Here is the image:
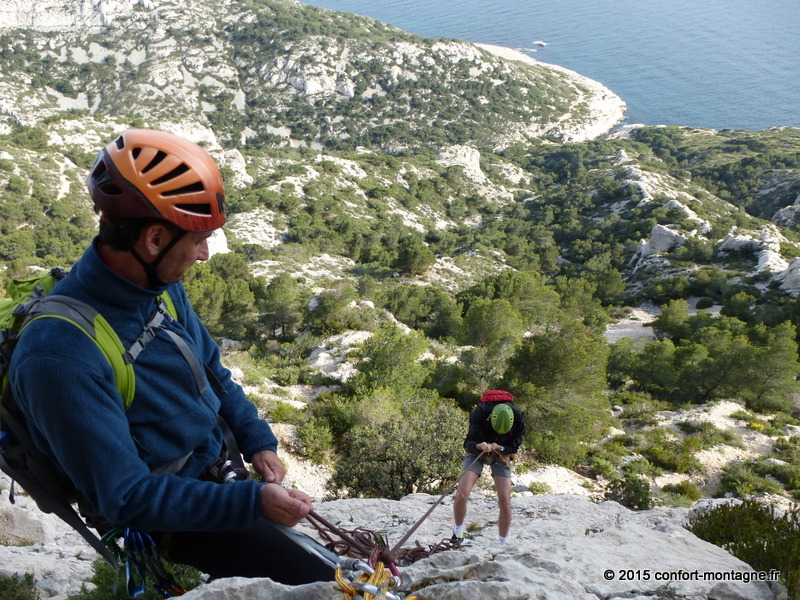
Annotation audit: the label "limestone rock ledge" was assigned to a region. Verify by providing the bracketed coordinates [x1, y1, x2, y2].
[176, 494, 776, 600]
[0, 477, 782, 599]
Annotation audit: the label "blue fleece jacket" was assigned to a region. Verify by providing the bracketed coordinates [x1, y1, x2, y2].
[9, 239, 276, 532]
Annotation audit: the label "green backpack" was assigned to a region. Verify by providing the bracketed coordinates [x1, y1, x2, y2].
[0, 267, 179, 565]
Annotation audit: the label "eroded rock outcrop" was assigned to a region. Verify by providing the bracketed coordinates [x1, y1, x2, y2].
[1, 475, 779, 600]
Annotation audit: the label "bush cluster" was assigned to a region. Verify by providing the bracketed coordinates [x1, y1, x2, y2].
[0, 573, 39, 600]
[687, 499, 800, 597]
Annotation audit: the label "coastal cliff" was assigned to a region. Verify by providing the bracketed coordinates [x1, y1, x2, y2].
[0, 0, 623, 149]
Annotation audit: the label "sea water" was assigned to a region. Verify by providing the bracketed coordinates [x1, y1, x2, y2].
[299, 0, 800, 131]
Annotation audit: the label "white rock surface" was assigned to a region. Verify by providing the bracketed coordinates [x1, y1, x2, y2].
[175, 494, 777, 600]
[0, 475, 97, 599]
[629, 224, 688, 273]
[1, 470, 780, 599]
[717, 225, 789, 274]
[0, 0, 141, 30]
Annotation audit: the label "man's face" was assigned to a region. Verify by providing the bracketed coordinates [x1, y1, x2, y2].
[156, 230, 213, 284]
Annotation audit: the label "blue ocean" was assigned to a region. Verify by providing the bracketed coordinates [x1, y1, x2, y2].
[299, 0, 800, 131]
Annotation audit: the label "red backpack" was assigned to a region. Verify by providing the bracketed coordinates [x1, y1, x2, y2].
[480, 390, 514, 404]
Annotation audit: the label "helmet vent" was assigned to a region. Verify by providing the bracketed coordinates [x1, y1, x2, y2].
[176, 202, 212, 215]
[142, 150, 168, 174]
[90, 129, 226, 231]
[92, 161, 123, 195]
[162, 182, 205, 198]
[152, 163, 190, 186]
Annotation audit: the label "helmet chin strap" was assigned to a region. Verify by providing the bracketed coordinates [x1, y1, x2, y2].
[129, 230, 187, 288]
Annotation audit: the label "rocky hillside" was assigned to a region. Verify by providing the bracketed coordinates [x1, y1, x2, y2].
[2, 1, 800, 599]
[0, 0, 799, 300]
[0, 0, 623, 150]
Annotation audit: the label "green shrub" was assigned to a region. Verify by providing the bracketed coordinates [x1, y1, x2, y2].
[638, 429, 704, 474]
[585, 456, 617, 479]
[605, 473, 653, 510]
[247, 392, 270, 412]
[694, 297, 714, 310]
[730, 409, 753, 421]
[584, 437, 629, 477]
[675, 420, 743, 449]
[611, 392, 668, 427]
[327, 392, 464, 499]
[687, 499, 799, 597]
[623, 458, 663, 478]
[730, 409, 791, 437]
[296, 415, 335, 464]
[658, 480, 703, 507]
[0, 573, 39, 600]
[271, 365, 301, 386]
[750, 459, 800, 494]
[772, 437, 800, 464]
[661, 480, 702, 501]
[773, 413, 800, 428]
[718, 462, 783, 497]
[268, 400, 305, 424]
[242, 365, 271, 387]
[528, 482, 553, 495]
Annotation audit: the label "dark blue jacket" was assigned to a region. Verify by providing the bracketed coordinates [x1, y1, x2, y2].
[9, 239, 275, 531]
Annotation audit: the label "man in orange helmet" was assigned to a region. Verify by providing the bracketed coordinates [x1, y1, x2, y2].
[9, 130, 333, 584]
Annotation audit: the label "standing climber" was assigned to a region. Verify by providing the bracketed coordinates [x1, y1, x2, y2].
[452, 390, 525, 546]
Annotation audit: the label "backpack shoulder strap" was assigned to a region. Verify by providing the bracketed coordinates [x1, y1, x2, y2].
[157, 290, 178, 322]
[19, 291, 184, 408]
[20, 295, 136, 407]
[124, 295, 207, 397]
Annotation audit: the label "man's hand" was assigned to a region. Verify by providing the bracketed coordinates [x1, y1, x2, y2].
[251, 450, 286, 484]
[476, 442, 503, 453]
[260, 484, 313, 526]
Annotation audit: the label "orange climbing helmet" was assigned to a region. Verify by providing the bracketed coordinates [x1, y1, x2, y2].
[87, 129, 226, 232]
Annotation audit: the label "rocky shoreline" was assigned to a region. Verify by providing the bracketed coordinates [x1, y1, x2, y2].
[475, 43, 627, 143]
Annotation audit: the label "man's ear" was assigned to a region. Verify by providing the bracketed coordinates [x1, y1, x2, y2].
[137, 222, 171, 260]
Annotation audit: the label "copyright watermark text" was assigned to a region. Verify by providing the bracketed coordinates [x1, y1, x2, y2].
[602, 568, 781, 585]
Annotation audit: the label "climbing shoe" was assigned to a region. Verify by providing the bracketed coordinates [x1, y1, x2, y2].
[450, 532, 465, 549]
